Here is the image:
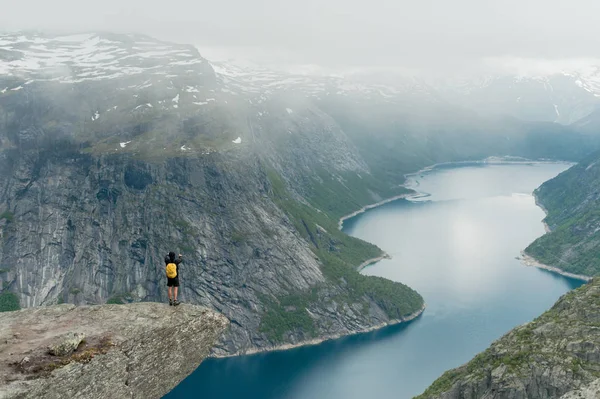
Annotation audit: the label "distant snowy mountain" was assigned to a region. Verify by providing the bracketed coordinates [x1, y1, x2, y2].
[209, 60, 438, 104]
[208, 57, 600, 125]
[0, 32, 216, 84]
[432, 73, 600, 124]
[0, 32, 236, 156]
[2, 31, 600, 128]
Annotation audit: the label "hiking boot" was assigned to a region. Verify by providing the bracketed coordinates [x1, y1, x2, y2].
[169, 299, 173, 306]
[173, 300, 180, 306]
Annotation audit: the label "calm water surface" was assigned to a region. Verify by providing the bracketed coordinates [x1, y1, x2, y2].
[166, 163, 583, 399]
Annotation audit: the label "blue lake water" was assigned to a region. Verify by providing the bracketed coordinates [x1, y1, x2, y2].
[165, 162, 583, 399]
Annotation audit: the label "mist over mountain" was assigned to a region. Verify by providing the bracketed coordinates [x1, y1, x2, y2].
[3, 23, 600, 399]
[1, 31, 598, 356]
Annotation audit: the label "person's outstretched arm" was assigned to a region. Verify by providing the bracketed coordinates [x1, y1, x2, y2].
[175, 254, 183, 266]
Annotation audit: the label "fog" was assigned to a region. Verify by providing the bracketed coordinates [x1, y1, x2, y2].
[2, 0, 600, 75]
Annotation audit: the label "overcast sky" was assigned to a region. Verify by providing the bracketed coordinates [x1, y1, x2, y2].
[2, 0, 600, 74]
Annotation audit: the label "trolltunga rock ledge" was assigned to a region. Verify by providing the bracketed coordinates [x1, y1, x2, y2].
[0, 303, 229, 399]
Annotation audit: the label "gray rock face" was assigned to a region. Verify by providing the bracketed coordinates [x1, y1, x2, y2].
[0, 302, 229, 399]
[416, 278, 600, 399]
[0, 147, 332, 354]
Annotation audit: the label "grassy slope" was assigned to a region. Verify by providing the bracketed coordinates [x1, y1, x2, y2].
[258, 168, 423, 342]
[0, 292, 20, 312]
[525, 150, 600, 276]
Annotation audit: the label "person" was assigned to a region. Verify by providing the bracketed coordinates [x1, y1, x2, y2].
[165, 251, 183, 306]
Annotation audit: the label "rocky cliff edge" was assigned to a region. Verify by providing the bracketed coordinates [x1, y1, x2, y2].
[0, 303, 229, 399]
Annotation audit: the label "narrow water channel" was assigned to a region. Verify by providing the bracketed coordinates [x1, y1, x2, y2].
[166, 162, 583, 399]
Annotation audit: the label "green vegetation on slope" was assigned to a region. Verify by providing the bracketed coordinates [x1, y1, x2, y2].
[416, 279, 600, 399]
[0, 211, 14, 223]
[258, 291, 319, 342]
[306, 168, 411, 220]
[525, 150, 600, 276]
[106, 295, 127, 305]
[258, 168, 423, 342]
[0, 292, 20, 312]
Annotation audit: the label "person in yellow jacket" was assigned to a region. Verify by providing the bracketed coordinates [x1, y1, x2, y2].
[165, 252, 183, 306]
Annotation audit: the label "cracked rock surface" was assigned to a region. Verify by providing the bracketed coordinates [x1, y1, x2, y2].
[0, 302, 229, 399]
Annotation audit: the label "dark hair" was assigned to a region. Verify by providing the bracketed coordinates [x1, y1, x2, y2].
[168, 252, 176, 261]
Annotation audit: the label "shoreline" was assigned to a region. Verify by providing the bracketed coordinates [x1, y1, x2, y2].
[338, 194, 410, 230]
[213, 304, 427, 359]
[403, 158, 573, 177]
[524, 187, 592, 281]
[519, 251, 592, 282]
[338, 157, 573, 231]
[357, 254, 392, 272]
[532, 191, 552, 233]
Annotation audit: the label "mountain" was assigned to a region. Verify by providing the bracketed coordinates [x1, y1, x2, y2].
[416, 278, 600, 399]
[0, 32, 425, 356]
[209, 59, 600, 125]
[433, 73, 600, 125]
[1, 32, 599, 356]
[571, 107, 600, 134]
[524, 149, 600, 277]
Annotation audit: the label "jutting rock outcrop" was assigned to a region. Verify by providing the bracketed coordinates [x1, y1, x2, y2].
[0, 303, 229, 399]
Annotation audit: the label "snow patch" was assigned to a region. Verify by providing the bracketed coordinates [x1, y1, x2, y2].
[10, 86, 23, 91]
[91, 111, 100, 121]
[193, 101, 208, 105]
[180, 145, 190, 151]
[232, 137, 242, 144]
[554, 104, 560, 117]
[286, 108, 293, 114]
[120, 141, 132, 148]
[0, 32, 208, 83]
